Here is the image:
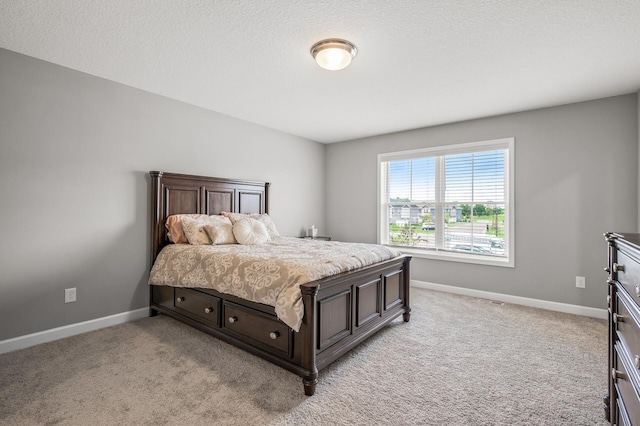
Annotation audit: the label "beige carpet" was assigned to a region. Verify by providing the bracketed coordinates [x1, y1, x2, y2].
[0, 288, 608, 425]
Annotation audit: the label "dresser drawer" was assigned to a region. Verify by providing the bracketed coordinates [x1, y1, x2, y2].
[223, 302, 291, 356]
[616, 250, 640, 302]
[617, 398, 633, 426]
[174, 288, 221, 326]
[614, 343, 640, 425]
[616, 291, 640, 375]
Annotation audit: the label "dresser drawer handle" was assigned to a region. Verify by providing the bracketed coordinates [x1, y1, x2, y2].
[228, 316, 238, 324]
[614, 263, 625, 273]
[204, 307, 213, 314]
[613, 313, 625, 323]
[612, 368, 627, 381]
[269, 331, 280, 340]
[176, 297, 185, 303]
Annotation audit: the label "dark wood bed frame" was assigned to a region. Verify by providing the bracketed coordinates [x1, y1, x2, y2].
[148, 171, 411, 395]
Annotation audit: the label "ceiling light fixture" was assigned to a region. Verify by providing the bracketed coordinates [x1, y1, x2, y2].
[310, 38, 357, 71]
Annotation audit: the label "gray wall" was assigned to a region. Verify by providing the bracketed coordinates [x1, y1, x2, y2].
[326, 94, 638, 309]
[0, 49, 325, 340]
[1, 46, 637, 341]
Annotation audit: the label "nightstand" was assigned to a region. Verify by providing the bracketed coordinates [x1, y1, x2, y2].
[300, 236, 331, 241]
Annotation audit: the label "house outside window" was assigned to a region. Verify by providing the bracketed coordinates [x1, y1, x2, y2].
[378, 138, 514, 267]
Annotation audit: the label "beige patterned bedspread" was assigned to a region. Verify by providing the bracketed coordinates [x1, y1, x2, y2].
[148, 237, 401, 331]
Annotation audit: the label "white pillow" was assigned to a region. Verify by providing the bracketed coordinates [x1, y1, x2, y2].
[233, 217, 269, 245]
[203, 216, 236, 245]
[222, 212, 280, 240]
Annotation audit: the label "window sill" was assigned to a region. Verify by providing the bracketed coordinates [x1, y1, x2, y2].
[394, 246, 514, 268]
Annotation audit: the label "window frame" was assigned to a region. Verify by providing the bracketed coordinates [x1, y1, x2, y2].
[377, 137, 515, 268]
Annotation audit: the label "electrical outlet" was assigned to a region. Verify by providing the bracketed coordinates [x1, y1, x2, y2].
[576, 276, 586, 288]
[65, 288, 76, 303]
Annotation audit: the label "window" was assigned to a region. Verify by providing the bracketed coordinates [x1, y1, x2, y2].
[378, 138, 514, 267]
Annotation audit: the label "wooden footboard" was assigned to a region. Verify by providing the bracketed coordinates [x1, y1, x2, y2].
[148, 171, 411, 395]
[300, 254, 411, 395]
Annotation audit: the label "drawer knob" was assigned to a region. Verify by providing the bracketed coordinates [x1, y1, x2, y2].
[613, 313, 625, 323]
[228, 316, 238, 324]
[612, 368, 627, 381]
[636, 286, 640, 297]
[614, 263, 625, 273]
[204, 307, 213, 314]
[635, 355, 640, 370]
[269, 331, 280, 340]
[176, 297, 185, 303]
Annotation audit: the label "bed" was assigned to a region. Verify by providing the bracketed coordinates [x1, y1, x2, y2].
[148, 171, 411, 395]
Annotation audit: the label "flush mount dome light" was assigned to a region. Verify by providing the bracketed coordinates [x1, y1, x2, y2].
[310, 38, 357, 71]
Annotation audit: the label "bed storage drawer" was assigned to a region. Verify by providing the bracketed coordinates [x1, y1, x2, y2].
[174, 288, 221, 326]
[223, 302, 291, 356]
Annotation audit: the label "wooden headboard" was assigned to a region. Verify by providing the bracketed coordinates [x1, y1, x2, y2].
[150, 171, 270, 260]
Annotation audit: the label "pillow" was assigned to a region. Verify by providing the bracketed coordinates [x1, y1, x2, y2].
[181, 216, 214, 245]
[232, 217, 269, 245]
[222, 212, 252, 223]
[165, 214, 208, 244]
[203, 216, 236, 245]
[222, 212, 280, 240]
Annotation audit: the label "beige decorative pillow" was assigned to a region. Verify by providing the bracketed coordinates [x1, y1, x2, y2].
[222, 212, 280, 240]
[181, 216, 213, 245]
[232, 217, 269, 245]
[203, 216, 236, 245]
[165, 214, 208, 243]
[255, 213, 280, 239]
[221, 212, 249, 223]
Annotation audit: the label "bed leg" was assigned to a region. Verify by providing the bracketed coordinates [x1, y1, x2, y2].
[301, 283, 319, 396]
[402, 256, 412, 323]
[403, 310, 411, 322]
[303, 376, 318, 396]
[150, 307, 158, 317]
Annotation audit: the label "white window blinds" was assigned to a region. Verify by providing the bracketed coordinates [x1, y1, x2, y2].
[378, 138, 514, 267]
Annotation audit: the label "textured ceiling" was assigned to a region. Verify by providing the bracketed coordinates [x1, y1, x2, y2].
[1, 1, 639, 143]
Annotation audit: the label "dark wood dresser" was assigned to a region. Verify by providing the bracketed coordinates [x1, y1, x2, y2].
[605, 232, 640, 425]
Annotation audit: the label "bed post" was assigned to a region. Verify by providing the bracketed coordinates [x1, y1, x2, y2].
[402, 255, 412, 322]
[149, 171, 164, 263]
[300, 283, 319, 396]
[149, 171, 163, 317]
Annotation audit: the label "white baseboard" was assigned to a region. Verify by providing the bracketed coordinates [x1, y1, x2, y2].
[412, 280, 607, 320]
[0, 283, 607, 355]
[0, 307, 149, 355]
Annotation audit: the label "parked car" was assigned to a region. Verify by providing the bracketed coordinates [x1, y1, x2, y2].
[451, 244, 492, 254]
[490, 238, 505, 254]
[421, 222, 447, 230]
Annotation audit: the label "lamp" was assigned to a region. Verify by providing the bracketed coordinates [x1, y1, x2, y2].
[310, 38, 357, 71]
